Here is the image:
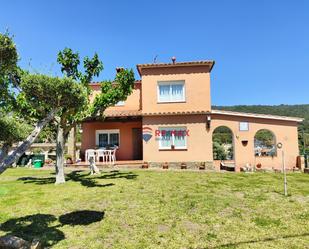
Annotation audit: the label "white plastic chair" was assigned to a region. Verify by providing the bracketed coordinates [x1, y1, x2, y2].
[96, 149, 106, 163]
[85, 149, 96, 163]
[110, 148, 117, 165]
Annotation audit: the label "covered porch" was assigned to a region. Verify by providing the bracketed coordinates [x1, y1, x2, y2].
[81, 111, 143, 162]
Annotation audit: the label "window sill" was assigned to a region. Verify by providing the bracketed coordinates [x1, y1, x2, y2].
[255, 155, 277, 158]
[159, 148, 187, 151]
[157, 101, 186, 104]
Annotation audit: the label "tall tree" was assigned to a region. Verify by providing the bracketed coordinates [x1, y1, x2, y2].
[0, 34, 135, 179]
[0, 32, 31, 165]
[53, 48, 135, 184]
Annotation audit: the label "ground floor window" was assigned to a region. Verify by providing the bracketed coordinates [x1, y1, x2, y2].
[96, 129, 120, 148]
[158, 127, 187, 149]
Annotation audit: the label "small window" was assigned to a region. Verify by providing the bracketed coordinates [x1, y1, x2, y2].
[239, 122, 249, 131]
[158, 127, 187, 149]
[115, 101, 125, 106]
[157, 81, 185, 103]
[96, 129, 120, 148]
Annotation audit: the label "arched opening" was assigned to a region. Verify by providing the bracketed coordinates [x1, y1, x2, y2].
[254, 129, 276, 157]
[212, 126, 234, 160]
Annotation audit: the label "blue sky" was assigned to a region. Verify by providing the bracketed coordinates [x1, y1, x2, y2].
[1, 0, 308, 105]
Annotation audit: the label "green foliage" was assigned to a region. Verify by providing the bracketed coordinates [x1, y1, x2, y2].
[57, 48, 80, 79]
[91, 69, 135, 116]
[0, 32, 30, 147]
[0, 115, 31, 146]
[213, 141, 227, 160]
[254, 129, 275, 147]
[212, 126, 233, 160]
[57, 48, 103, 86]
[0, 32, 19, 108]
[17, 73, 88, 121]
[56, 47, 135, 124]
[213, 126, 233, 144]
[36, 124, 57, 143]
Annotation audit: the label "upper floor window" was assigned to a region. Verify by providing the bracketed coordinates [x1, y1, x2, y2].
[157, 80, 185, 103]
[115, 101, 125, 106]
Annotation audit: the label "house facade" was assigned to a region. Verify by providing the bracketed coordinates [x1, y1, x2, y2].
[81, 60, 303, 171]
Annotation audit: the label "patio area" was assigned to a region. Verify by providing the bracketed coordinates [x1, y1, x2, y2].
[69, 160, 143, 168]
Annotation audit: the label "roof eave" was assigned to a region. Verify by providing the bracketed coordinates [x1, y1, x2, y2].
[137, 61, 215, 77]
[211, 109, 304, 123]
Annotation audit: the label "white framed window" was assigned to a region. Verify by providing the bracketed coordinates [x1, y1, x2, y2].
[239, 122, 249, 131]
[157, 80, 185, 103]
[96, 129, 120, 148]
[115, 101, 125, 106]
[158, 127, 187, 149]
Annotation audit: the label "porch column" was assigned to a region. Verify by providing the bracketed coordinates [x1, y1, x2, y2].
[67, 126, 76, 162]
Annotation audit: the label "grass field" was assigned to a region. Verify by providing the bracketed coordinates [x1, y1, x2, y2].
[0, 168, 308, 249]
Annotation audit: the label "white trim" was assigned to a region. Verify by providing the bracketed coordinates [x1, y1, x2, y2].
[211, 109, 303, 122]
[239, 122, 249, 131]
[158, 126, 187, 149]
[157, 80, 186, 103]
[95, 129, 120, 147]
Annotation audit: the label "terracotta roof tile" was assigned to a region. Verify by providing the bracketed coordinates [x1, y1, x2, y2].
[142, 110, 210, 116]
[104, 110, 142, 117]
[90, 80, 141, 87]
[137, 60, 215, 75]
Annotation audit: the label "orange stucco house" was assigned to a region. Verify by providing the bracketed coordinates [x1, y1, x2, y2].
[81, 59, 303, 171]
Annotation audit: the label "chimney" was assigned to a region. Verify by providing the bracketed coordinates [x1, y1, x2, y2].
[116, 67, 124, 73]
[171, 56, 176, 64]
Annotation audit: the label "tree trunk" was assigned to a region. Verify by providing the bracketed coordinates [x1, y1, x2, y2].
[0, 143, 11, 164]
[0, 109, 57, 175]
[55, 125, 66, 184]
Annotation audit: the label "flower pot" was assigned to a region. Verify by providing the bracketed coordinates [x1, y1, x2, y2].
[181, 162, 187, 169]
[142, 162, 149, 169]
[162, 162, 168, 169]
[199, 162, 205, 170]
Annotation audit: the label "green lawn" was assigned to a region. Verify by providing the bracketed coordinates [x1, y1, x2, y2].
[0, 168, 308, 249]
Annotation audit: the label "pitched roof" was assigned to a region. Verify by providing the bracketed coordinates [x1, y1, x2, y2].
[211, 109, 304, 122]
[104, 109, 142, 117]
[137, 60, 215, 76]
[142, 110, 210, 116]
[89, 80, 141, 87]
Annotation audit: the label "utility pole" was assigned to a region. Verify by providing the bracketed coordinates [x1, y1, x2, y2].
[303, 129, 308, 168]
[282, 149, 288, 196]
[277, 142, 287, 196]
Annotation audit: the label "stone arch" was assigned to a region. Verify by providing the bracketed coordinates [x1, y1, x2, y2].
[254, 129, 277, 157]
[212, 126, 234, 160]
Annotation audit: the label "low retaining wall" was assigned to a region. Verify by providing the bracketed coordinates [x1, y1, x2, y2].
[147, 161, 215, 170]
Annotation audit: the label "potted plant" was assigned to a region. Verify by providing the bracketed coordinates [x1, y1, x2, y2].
[256, 163, 262, 169]
[181, 162, 187, 169]
[142, 161, 149, 169]
[162, 162, 168, 169]
[65, 154, 73, 164]
[199, 162, 206, 170]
